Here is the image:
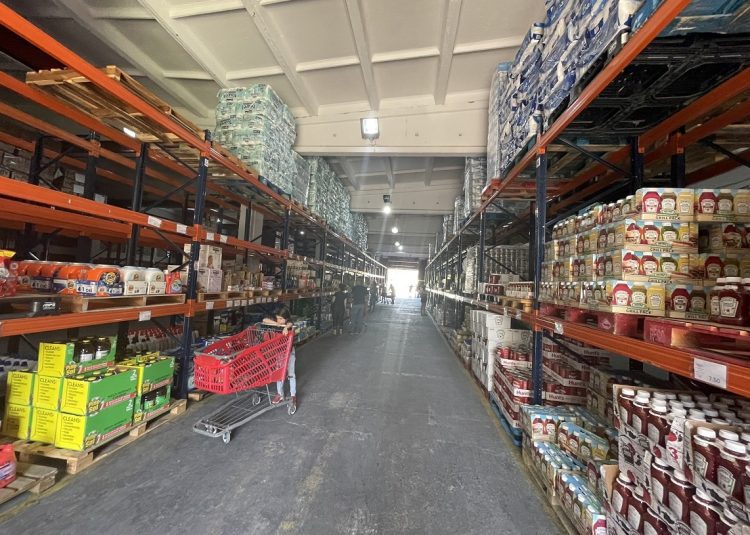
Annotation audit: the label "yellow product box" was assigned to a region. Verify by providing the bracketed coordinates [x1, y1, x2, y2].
[30, 408, 59, 443]
[37, 336, 117, 377]
[6, 370, 35, 405]
[2, 403, 33, 439]
[55, 398, 134, 451]
[60, 368, 137, 416]
[33, 374, 63, 410]
[695, 188, 750, 222]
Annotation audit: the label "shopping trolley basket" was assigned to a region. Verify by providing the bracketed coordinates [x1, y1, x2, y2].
[192, 324, 295, 443]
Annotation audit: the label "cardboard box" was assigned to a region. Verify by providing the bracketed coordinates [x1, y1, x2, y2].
[197, 268, 223, 293]
[3, 403, 33, 439]
[147, 281, 166, 295]
[695, 188, 750, 222]
[133, 385, 171, 424]
[6, 370, 35, 405]
[55, 398, 134, 451]
[37, 336, 117, 377]
[123, 280, 147, 296]
[605, 280, 666, 316]
[183, 244, 222, 269]
[118, 355, 174, 394]
[611, 219, 698, 253]
[60, 368, 138, 415]
[30, 408, 58, 443]
[665, 282, 712, 321]
[635, 187, 694, 221]
[692, 252, 750, 280]
[33, 375, 63, 410]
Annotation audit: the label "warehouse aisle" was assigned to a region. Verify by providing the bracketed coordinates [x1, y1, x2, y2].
[1, 299, 558, 535]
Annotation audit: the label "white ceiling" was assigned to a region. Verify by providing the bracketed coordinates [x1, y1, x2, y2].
[3, 0, 544, 257]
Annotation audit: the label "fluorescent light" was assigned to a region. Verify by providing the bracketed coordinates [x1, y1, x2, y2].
[394, 241, 400, 247]
[360, 117, 379, 140]
[123, 127, 137, 138]
[391, 226, 399, 234]
[383, 204, 392, 214]
[299, 230, 305, 235]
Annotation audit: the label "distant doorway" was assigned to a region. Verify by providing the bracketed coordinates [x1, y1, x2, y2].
[387, 268, 419, 299]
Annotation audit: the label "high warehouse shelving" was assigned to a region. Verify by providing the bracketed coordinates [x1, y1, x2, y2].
[426, 0, 750, 400]
[0, 4, 385, 398]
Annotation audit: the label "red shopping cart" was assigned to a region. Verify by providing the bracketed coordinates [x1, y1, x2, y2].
[192, 325, 296, 444]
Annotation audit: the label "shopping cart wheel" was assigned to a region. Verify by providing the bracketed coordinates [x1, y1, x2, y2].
[288, 401, 297, 415]
[222, 432, 231, 444]
[251, 393, 261, 406]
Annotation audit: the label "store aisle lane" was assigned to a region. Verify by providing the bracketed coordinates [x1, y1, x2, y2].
[2, 298, 558, 535]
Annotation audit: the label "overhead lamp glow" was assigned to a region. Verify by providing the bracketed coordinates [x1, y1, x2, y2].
[299, 230, 305, 235]
[382, 204, 392, 214]
[123, 126, 137, 139]
[360, 117, 379, 140]
[391, 226, 398, 234]
[398, 245, 404, 251]
[394, 241, 400, 247]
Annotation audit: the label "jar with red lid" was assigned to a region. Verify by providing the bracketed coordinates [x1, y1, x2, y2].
[631, 394, 651, 435]
[690, 487, 721, 535]
[670, 285, 690, 312]
[651, 457, 672, 506]
[718, 278, 749, 326]
[668, 469, 695, 522]
[643, 191, 662, 214]
[613, 282, 632, 307]
[641, 254, 659, 276]
[647, 403, 670, 447]
[694, 427, 720, 484]
[717, 440, 749, 500]
[619, 388, 636, 427]
[643, 223, 660, 244]
[643, 506, 670, 535]
[627, 485, 647, 531]
[699, 191, 719, 214]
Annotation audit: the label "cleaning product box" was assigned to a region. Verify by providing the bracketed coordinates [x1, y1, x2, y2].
[6, 370, 35, 405]
[60, 368, 138, 415]
[133, 385, 172, 424]
[118, 355, 174, 394]
[38, 336, 116, 377]
[2, 403, 33, 439]
[33, 374, 63, 410]
[55, 398, 134, 451]
[30, 408, 58, 443]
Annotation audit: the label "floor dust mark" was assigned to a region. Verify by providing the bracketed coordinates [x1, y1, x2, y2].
[381, 371, 445, 380]
[340, 507, 379, 535]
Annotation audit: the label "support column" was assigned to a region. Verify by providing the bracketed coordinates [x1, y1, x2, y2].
[670, 132, 686, 188]
[75, 133, 100, 262]
[316, 231, 327, 330]
[126, 143, 149, 266]
[630, 136, 644, 192]
[477, 211, 486, 294]
[532, 148, 548, 405]
[280, 208, 291, 291]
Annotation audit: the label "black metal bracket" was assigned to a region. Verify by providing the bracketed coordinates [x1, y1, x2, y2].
[701, 139, 750, 170]
[559, 137, 633, 179]
[152, 228, 191, 259]
[142, 178, 196, 214]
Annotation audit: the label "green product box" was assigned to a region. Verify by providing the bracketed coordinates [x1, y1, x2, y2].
[33, 374, 63, 410]
[61, 368, 138, 416]
[6, 370, 35, 405]
[55, 398, 134, 451]
[118, 355, 175, 394]
[30, 408, 59, 443]
[38, 336, 117, 377]
[133, 385, 172, 424]
[3, 403, 33, 439]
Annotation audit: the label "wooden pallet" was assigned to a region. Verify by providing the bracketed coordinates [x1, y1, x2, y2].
[14, 399, 187, 475]
[143, 294, 186, 306]
[187, 390, 212, 402]
[0, 462, 57, 508]
[26, 66, 202, 143]
[643, 316, 750, 356]
[197, 291, 228, 302]
[60, 293, 185, 312]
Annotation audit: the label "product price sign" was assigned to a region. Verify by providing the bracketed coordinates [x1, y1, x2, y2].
[205, 302, 214, 310]
[138, 310, 152, 322]
[206, 232, 215, 242]
[147, 216, 162, 228]
[176, 224, 188, 235]
[220, 235, 228, 243]
[693, 358, 727, 389]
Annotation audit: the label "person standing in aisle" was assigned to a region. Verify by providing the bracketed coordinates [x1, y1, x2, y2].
[419, 285, 428, 316]
[350, 278, 367, 333]
[408, 284, 414, 298]
[389, 284, 396, 305]
[369, 280, 378, 313]
[262, 305, 297, 407]
[332, 284, 348, 335]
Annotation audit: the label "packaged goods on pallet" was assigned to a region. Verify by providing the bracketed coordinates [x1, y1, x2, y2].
[462, 246, 478, 294]
[453, 194, 465, 233]
[352, 212, 368, 251]
[306, 157, 352, 235]
[463, 157, 488, 216]
[483, 246, 529, 283]
[291, 152, 310, 206]
[635, 0, 750, 34]
[442, 214, 454, 243]
[213, 84, 296, 195]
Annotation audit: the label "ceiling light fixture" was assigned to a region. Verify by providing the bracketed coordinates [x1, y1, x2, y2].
[299, 230, 305, 235]
[382, 194, 392, 214]
[394, 241, 400, 247]
[123, 126, 137, 138]
[391, 226, 398, 234]
[398, 245, 404, 251]
[360, 117, 379, 140]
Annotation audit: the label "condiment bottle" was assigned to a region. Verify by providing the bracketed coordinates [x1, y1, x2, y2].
[631, 394, 652, 435]
[710, 279, 727, 321]
[611, 472, 634, 516]
[647, 403, 669, 447]
[694, 427, 720, 484]
[719, 277, 748, 326]
[643, 506, 670, 535]
[719, 429, 740, 445]
[619, 388, 636, 427]
[717, 440, 749, 500]
[627, 485, 646, 531]
[716, 508, 743, 535]
[650, 457, 672, 506]
[690, 410, 708, 422]
[690, 487, 721, 535]
[668, 469, 695, 522]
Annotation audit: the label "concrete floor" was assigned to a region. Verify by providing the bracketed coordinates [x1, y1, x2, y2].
[2, 299, 558, 535]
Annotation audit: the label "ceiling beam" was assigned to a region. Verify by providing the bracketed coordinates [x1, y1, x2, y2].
[371, 47, 439, 64]
[138, 0, 230, 87]
[384, 157, 395, 190]
[435, 0, 463, 105]
[424, 157, 435, 186]
[336, 158, 362, 191]
[54, 0, 209, 118]
[89, 6, 153, 20]
[226, 66, 285, 80]
[241, 0, 318, 115]
[453, 35, 525, 55]
[344, 0, 379, 110]
[170, 0, 244, 19]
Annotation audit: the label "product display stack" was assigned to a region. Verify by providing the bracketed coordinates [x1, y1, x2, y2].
[306, 157, 354, 238]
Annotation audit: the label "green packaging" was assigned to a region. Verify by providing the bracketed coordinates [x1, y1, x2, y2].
[55, 398, 134, 451]
[60, 368, 138, 415]
[133, 385, 172, 424]
[38, 336, 117, 377]
[118, 355, 174, 394]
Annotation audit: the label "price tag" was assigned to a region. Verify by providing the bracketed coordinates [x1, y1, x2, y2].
[220, 235, 228, 243]
[694, 358, 727, 389]
[176, 224, 188, 235]
[206, 302, 214, 310]
[554, 321, 564, 335]
[138, 310, 151, 322]
[206, 232, 215, 241]
[147, 216, 162, 228]
[241, 299, 247, 306]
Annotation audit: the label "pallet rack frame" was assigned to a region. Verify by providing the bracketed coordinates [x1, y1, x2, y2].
[0, 4, 386, 398]
[426, 0, 750, 400]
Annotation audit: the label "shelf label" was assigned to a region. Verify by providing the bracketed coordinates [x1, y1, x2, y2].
[554, 321, 564, 335]
[138, 310, 152, 322]
[220, 235, 228, 243]
[694, 358, 727, 389]
[515, 310, 523, 321]
[176, 224, 188, 235]
[206, 232, 215, 241]
[147, 216, 162, 228]
[241, 299, 247, 306]
[206, 302, 214, 310]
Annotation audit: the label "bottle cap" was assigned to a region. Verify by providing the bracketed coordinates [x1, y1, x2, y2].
[719, 430, 740, 442]
[621, 387, 636, 397]
[726, 277, 743, 283]
[697, 427, 717, 440]
[725, 440, 747, 455]
[695, 488, 714, 502]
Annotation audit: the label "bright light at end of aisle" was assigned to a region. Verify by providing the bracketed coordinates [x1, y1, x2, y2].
[394, 241, 400, 247]
[398, 245, 403, 251]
